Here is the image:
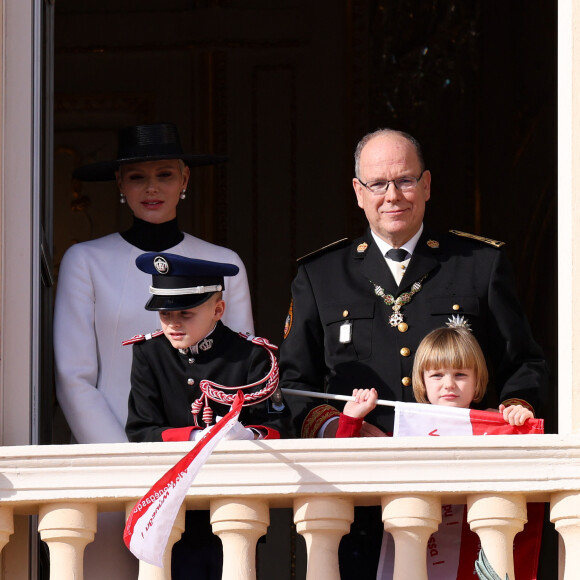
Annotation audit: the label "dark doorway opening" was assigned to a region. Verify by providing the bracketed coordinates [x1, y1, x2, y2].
[52, 2, 557, 578]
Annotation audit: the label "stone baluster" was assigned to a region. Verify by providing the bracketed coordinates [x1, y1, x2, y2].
[293, 496, 354, 580]
[211, 498, 269, 580]
[381, 494, 441, 580]
[38, 502, 97, 580]
[467, 493, 527, 580]
[130, 502, 186, 580]
[0, 507, 14, 554]
[551, 491, 580, 580]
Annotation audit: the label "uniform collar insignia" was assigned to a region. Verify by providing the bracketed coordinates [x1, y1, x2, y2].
[426, 239, 439, 248]
[357, 242, 369, 253]
[180, 323, 218, 355]
[183, 337, 214, 355]
[198, 338, 213, 351]
[196, 323, 219, 353]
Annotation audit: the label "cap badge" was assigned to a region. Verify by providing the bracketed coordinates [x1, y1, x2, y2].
[153, 256, 169, 274]
[357, 242, 368, 253]
[198, 338, 214, 351]
[427, 239, 439, 248]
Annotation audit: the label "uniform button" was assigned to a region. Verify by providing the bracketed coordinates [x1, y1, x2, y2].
[398, 322, 408, 333]
[402, 376, 411, 387]
[453, 304, 460, 311]
[187, 378, 194, 386]
[343, 310, 349, 317]
[188, 358, 195, 364]
[400, 347, 411, 357]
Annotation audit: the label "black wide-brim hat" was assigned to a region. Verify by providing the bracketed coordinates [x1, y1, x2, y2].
[136, 252, 239, 311]
[73, 123, 227, 182]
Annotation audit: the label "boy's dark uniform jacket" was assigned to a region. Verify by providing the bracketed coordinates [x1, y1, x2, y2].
[126, 321, 290, 442]
[279, 228, 549, 436]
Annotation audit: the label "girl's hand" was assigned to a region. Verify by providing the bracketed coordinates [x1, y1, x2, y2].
[343, 388, 379, 419]
[499, 404, 533, 426]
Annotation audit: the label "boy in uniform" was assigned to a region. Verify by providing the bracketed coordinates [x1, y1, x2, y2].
[125, 252, 288, 579]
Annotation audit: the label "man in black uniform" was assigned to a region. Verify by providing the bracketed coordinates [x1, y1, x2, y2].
[280, 128, 548, 436]
[278, 128, 549, 577]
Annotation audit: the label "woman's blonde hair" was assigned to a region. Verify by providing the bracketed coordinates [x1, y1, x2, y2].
[412, 326, 488, 404]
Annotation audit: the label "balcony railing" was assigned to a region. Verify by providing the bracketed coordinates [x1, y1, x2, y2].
[0, 434, 578, 580]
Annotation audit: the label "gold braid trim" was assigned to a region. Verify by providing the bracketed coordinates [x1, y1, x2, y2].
[302, 404, 340, 438]
[449, 230, 505, 248]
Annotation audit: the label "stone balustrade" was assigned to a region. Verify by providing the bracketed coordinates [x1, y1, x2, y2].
[0, 434, 578, 579]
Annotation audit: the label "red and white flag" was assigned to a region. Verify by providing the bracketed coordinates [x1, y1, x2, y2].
[377, 402, 544, 580]
[123, 391, 244, 567]
[394, 401, 544, 437]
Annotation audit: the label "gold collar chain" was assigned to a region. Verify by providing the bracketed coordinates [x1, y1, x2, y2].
[370, 275, 428, 327]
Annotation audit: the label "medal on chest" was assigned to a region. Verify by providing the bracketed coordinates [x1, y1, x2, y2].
[370, 274, 428, 327]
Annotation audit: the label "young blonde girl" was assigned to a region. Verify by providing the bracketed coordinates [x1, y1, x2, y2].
[337, 326, 533, 437]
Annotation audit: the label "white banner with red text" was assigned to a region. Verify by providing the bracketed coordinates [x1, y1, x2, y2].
[376, 402, 544, 580]
[123, 391, 244, 567]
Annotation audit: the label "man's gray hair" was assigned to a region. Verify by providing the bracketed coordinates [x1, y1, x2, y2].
[354, 128, 425, 179]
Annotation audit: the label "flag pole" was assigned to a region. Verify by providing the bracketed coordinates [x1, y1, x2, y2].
[280, 388, 396, 408]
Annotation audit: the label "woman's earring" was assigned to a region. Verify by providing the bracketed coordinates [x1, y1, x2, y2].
[180, 189, 186, 200]
[120, 193, 126, 204]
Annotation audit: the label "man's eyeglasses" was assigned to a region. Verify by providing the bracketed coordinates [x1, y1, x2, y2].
[356, 170, 425, 196]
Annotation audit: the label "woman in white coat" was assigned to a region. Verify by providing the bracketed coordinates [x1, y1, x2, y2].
[53, 122, 254, 579]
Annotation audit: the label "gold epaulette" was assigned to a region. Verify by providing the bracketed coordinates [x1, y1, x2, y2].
[449, 230, 505, 248]
[297, 238, 350, 263]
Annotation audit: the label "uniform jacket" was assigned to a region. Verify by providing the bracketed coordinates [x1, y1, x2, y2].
[279, 228, 549, 436]
[54, 232, 254, 444]
[126, 321, 290, 442]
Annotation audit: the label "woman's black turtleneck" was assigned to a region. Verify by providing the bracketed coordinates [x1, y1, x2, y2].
[121, 217, 185, 252]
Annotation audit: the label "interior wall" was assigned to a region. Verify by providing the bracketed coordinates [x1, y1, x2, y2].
[53, 0, 557, 428]
[52, 3, 557, 422]
[53, 0, 360, 346]
[360, 0, 558, 432]
[53, 6, 360, 575]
